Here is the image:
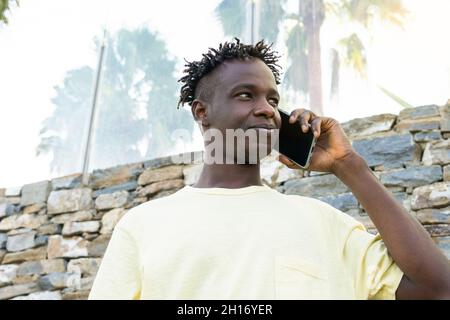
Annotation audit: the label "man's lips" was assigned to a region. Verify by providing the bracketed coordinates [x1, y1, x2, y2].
[246, 124, 277, 130]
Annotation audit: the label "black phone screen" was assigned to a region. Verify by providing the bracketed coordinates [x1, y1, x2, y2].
[273, 108, 317, 169]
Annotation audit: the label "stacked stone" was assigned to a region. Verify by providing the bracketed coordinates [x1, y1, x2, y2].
[0, 152, 205, 300]
[0, 102, 449, 299]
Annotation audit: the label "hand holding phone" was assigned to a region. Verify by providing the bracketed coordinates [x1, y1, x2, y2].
[274, 108, 317, 169]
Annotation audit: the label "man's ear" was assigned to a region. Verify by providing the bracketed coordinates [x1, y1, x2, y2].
[191, 99, 209, 128]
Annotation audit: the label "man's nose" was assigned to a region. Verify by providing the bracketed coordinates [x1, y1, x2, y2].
[253, 97, 275, 118]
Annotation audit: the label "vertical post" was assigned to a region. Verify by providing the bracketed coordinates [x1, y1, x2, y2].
[81, 30, 107, 185]
[253, 0, 260, 44]
[250, 0, 255, 44]
[244, 0, 258, 44]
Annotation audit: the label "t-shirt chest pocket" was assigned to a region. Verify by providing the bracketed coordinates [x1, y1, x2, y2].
[274, 255, 331, 299]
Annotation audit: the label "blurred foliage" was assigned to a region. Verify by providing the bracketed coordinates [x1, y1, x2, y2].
[36, 27, 194, 175]
[0, 0, 18, 24]
[216, 0, 408, 114]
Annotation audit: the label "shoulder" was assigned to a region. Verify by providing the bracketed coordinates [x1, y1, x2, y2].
[115, 189, 185, 232]
[279, 192, 364, 229]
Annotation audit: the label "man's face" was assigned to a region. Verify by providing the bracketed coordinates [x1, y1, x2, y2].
[194, 58, 282, 164]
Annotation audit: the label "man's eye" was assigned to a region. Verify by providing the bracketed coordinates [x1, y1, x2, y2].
[269, 98, 279, 106]
[237, 92, 252, 99]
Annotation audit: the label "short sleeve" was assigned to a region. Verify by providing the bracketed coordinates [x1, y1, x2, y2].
[343, 225, 404, 300]
[88, 221, 141, 300]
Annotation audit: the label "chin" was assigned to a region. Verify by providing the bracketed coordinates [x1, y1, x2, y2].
[235, 145, 272, 164]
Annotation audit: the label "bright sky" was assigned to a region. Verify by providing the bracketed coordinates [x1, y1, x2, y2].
[0, 0, 449, 189]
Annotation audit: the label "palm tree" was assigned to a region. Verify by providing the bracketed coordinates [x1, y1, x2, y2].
[37, 66, 94, 175]
[37, 27, 194, 176]
[216, 0, 408, 115]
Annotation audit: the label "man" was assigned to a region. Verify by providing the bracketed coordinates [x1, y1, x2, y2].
[89, 38, 450, 300]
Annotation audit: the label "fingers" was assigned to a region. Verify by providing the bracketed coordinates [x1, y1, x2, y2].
[289, 108, 305, 124]
[278, 154, 299, 169]
[289, 108, 317, 134]
[311, 117, 322, 138]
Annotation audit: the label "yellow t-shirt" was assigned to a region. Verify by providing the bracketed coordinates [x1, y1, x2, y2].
[88, 184, 404, 300]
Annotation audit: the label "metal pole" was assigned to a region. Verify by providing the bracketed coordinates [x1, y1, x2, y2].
[255, 0, 260, 44]
[251, 0, 255, 44]
[82, 30, 107, 185]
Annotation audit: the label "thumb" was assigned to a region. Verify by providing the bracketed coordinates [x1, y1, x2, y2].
[278, 154, 300, 169]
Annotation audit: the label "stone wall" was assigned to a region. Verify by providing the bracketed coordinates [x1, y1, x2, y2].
[0, 102, 449, 300]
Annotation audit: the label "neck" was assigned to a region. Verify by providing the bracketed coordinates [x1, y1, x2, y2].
[192, 163, 263, 188]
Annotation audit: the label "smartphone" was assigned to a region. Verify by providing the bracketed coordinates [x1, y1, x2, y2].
[273, 108, 317, 169]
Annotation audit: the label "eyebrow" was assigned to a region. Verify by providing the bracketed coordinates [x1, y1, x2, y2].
[229, 83, 280, 99]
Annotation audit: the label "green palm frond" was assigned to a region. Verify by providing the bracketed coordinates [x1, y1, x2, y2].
[215, 0, 247, 38]
[215, 0, 408, 112]
[377, 85, 414, 109]
[0, 0, 18, 24]
[370, 0, 408, 27]
[259, 0, 286, 43]
[337, 33, 367, 78]
[341, 0, 408, 28]
[284, 23, 308, 94]
[37, 27, 193, 175]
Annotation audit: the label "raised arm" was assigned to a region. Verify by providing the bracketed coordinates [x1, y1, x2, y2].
[332, 151, 450, 299]
[278, 107, 450, 299]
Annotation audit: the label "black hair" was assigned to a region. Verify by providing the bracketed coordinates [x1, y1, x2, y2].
[177, 37, 282, 109]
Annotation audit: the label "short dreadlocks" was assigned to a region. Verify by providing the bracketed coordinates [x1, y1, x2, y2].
[177, 38, 282, 109]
